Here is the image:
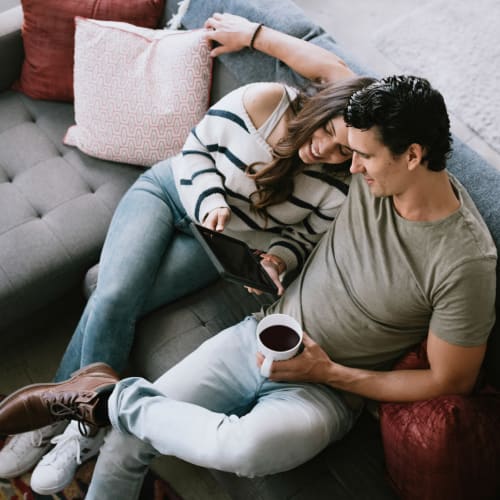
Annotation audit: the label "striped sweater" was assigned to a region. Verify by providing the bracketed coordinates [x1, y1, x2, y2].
[171, 83, 350, 273]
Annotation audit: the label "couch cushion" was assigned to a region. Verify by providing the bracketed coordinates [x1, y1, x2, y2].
[131, 279, 273, 379]
[0, 6, 23, 93]
[0, 91, 140, 336]
[446, 141, 500, 389]
[379, 342, 500, 500]
[65, 18, 212, 167]
[13, 0, 165, 102]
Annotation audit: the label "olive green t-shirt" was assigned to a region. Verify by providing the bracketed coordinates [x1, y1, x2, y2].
[267, 173, 497, 369]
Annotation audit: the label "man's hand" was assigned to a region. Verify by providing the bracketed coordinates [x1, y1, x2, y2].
[204, 13, 260, 57]
[202, 207, 231, 232]
[245, 253, 286, 296]
[256, 333, 334, 383]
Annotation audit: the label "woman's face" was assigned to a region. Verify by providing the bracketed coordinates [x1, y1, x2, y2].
[298, 116, 352, 165]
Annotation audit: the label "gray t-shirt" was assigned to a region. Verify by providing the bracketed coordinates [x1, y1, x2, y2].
[267, 173, 497, 370]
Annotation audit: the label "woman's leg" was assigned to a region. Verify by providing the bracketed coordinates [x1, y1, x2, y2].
[55, 161, 218, 381]
[86, 318, 358, 500]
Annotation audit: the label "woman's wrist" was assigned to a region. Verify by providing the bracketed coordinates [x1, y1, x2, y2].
[248, 23, 264, 50]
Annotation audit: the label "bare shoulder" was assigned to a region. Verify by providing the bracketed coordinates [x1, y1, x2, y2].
[243, 82, 286, 129]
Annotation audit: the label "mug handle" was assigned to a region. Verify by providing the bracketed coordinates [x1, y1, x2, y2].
[260, 356, 273, 378]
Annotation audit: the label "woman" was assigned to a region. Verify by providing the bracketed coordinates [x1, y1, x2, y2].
[0, 12, 372, 495]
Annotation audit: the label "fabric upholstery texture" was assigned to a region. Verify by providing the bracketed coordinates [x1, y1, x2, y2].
[446, 141, 500, 389]
[14, 0, 165, 102]
[0, 91, 139, 335]
[65, 18, 212, 167]
[0, 6, 23, 93]
[379, 343, 500, 500]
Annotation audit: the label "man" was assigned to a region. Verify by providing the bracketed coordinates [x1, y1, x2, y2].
[0, 75, 496, 500]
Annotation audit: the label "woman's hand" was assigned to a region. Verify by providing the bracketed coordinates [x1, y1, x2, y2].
[245, 253, 286, 296]
[256, 333, 334, 383]
[204, 13, 261, 57]
[202, 207, 231, 232]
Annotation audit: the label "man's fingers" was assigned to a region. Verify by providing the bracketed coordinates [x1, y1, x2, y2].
[301, 332, 315, 346]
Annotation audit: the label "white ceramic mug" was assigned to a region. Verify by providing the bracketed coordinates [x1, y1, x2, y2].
[256, 313, 303, 377]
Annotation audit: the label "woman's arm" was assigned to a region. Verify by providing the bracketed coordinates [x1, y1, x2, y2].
[204, 13, 356, 84]
[175, 113, 229, 226]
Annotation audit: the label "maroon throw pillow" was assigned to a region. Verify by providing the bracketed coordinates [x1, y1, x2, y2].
[14, 0, 165, 102]
[379, 342, 500, 500]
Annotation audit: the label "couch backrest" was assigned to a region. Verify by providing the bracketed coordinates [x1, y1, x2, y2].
[0, 6, 23, 92]
[446, 142, 500, 389]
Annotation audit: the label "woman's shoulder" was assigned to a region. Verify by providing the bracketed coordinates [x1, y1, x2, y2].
[242, 82, 296, 130]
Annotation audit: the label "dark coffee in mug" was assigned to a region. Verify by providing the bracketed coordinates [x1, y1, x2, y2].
[259, 325, 300, 352]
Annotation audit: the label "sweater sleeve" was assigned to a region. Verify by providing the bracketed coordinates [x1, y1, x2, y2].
[175, 113, 230, 223]
[266, 173, 349, 272]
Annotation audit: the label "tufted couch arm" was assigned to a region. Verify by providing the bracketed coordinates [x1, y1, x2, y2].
[0, 6, 23, 92]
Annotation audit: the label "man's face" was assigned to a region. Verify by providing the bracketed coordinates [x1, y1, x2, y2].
[347, 126, 409, 198]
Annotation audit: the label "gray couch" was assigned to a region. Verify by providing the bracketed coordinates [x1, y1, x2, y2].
[1, 1, 499, 499]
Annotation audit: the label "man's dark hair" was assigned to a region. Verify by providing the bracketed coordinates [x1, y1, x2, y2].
[344, 75, 452, 171]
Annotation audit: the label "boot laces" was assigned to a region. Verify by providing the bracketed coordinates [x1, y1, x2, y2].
[46, 392, 95, 437]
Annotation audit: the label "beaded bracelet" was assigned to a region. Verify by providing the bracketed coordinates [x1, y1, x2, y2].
[249, 23, 264, 50]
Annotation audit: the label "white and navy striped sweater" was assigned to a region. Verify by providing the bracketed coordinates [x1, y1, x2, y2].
[171, 83, 350, 273]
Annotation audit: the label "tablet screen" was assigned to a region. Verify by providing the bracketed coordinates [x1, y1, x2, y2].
[190, 223, 278, 294]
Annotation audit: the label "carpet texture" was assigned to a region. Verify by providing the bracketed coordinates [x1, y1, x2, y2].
[374, 0, 500, 154]
[0, 437, 182, 500]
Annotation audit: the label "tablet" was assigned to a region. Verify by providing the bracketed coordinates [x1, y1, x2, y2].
[190, 223, 278, 295]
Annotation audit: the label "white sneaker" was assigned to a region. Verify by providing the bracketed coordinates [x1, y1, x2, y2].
[0, 421, 67, 478]
[30, 421, 106, 495]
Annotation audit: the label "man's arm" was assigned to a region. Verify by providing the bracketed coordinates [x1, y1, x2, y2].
[263, 330, 486, 402]
[204, 13, 355, 84]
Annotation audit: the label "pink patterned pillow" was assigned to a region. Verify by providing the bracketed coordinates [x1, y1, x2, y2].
[64, 18, 212, 167]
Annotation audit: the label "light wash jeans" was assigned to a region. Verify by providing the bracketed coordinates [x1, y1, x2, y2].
[86, 316, 359, 500]
[54, 160, 218, 382]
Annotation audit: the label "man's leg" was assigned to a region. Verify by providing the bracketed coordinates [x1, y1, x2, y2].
[86, 317, 357, 500]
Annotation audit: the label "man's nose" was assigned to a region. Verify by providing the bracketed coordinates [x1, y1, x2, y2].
[350, 152, 363, 173]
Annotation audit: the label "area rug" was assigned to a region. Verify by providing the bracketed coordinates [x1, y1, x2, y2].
[374, 0, 500, 154]
[0, 436, 183, 500]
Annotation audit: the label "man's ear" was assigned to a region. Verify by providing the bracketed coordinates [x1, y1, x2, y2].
[406, 143, 425, 171]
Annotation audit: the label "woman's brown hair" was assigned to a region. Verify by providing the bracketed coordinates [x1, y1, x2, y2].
[247, 76, 375, 216]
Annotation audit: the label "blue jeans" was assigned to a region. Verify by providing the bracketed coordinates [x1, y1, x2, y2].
[55, 160, 219, 381]
[85, 317, 359, 500]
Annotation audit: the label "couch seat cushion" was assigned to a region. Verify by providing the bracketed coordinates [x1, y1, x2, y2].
[0, 91, 140, 336]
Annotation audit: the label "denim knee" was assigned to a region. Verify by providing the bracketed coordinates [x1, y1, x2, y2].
[100, 428, 158, 471]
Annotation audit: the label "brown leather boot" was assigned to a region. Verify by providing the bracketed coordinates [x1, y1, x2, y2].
[0, 362, 119, 437]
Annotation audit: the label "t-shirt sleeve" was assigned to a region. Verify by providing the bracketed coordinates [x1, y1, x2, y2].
[429, 256, 497, 346]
